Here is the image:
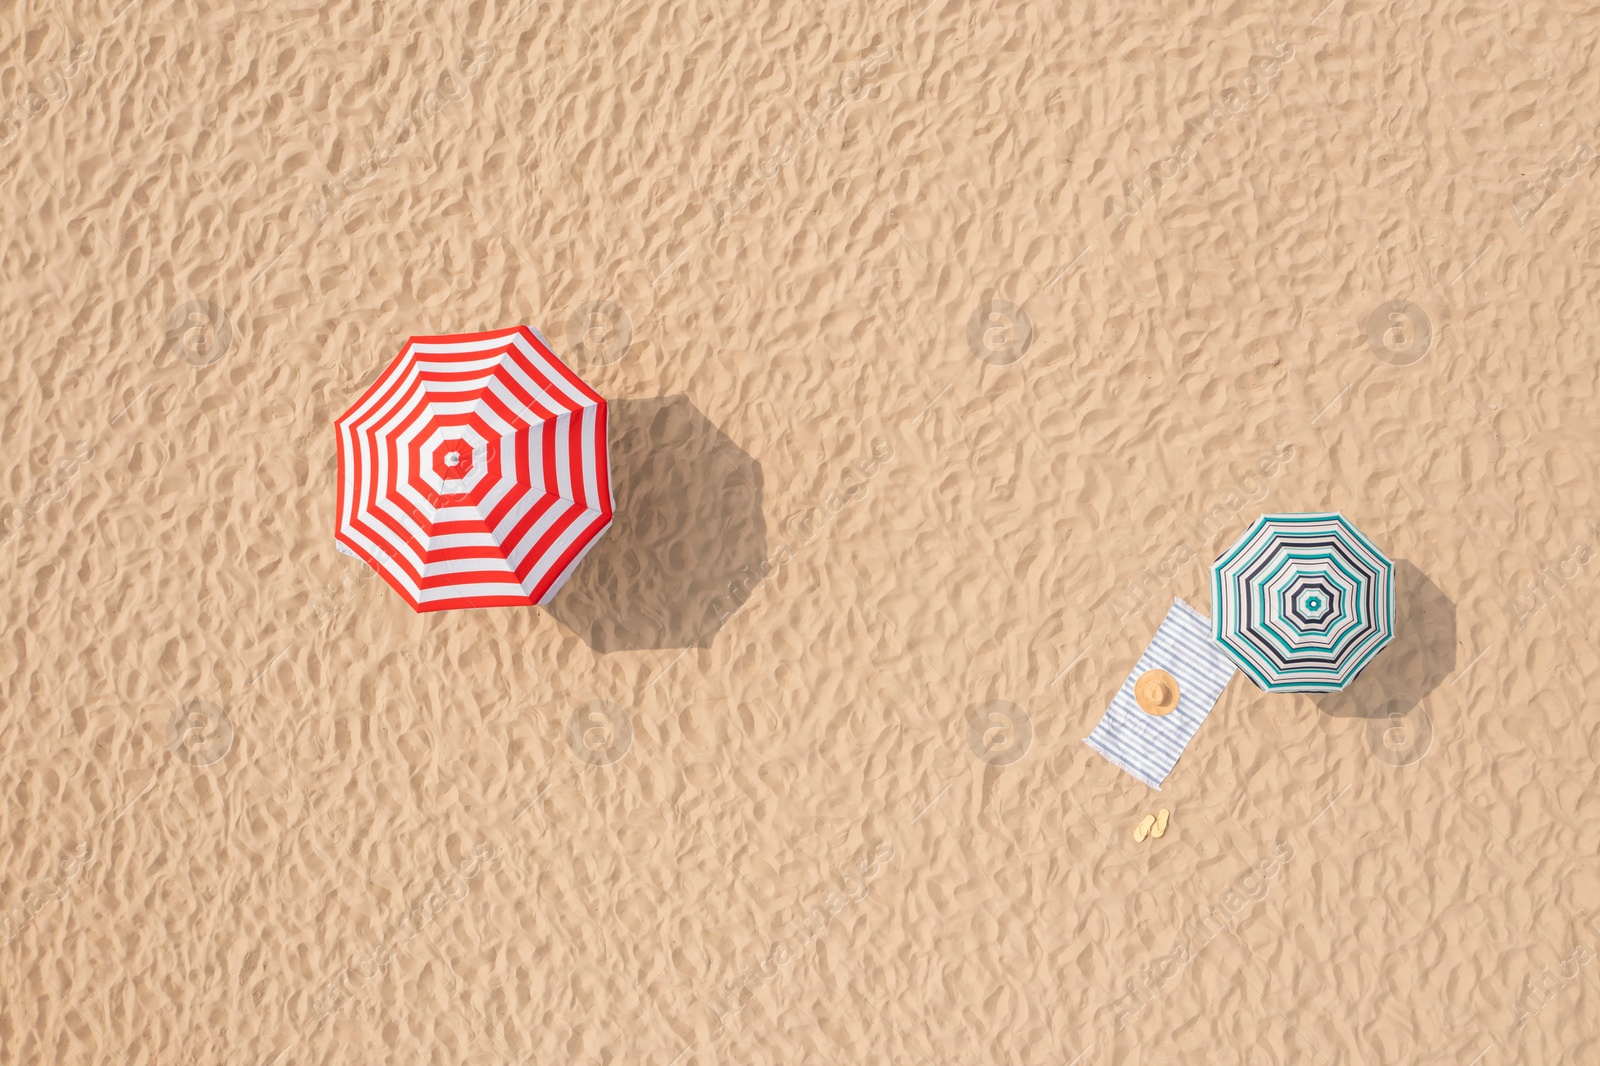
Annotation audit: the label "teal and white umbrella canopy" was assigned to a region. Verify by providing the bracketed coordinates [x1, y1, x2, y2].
[1211, 513, 1395, 692]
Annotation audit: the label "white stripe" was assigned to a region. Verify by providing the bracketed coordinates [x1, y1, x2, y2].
[416, 579, 529, 603]
[418, 555, 520, 578]
[524, 418, 550, 497]
[580, 403, 601, 509]
[552, 412, 573, 502]
[423, 530, 503, 550]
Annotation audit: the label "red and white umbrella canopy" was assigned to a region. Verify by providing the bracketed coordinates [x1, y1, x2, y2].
[334, 326, 612, 611]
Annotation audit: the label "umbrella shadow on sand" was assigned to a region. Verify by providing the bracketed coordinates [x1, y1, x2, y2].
[545, 395, 767, 652]
[1311, 560, 1456, 721]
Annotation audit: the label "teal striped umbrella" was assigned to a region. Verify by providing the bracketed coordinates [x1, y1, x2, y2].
[1212, 513, 1394, 692]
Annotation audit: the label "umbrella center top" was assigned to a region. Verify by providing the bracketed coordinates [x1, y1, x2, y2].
[435, 437, 476, 479]
[1294, 586, 1332, 619]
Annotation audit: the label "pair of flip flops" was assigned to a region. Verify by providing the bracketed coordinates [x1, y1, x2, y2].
[1133, 808, 1170, 842]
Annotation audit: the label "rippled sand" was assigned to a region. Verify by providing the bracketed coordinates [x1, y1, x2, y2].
[2, 0, 1597, 1062]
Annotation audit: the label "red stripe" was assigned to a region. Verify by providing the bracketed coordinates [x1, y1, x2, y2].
[566, 407, 586, 511]
[592, 400, 612, 516]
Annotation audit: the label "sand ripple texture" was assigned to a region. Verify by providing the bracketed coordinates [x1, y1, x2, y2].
[1, 0, 1598, 1063]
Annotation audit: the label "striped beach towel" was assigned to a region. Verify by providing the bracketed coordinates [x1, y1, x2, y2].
[1084, 599, 1237, 789]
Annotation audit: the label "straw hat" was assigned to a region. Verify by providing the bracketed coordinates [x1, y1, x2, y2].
[1134, 668, 1180, 716]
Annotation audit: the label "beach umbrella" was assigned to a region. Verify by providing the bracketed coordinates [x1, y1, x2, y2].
[1211, 513, 1394, 692]
[334, 325, 612, 612]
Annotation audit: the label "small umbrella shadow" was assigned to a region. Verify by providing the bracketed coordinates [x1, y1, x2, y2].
[544, 395, 767, 652]
[1311, 560, 1456, 719]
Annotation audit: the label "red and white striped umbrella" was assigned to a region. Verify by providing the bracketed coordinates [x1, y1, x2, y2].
[334, 326, 612, 612]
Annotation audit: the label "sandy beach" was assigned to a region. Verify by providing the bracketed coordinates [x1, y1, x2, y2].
[2, 0, 1598, 1062]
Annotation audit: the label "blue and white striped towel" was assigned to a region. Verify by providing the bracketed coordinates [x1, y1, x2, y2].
[1084, 599, 1237, 790]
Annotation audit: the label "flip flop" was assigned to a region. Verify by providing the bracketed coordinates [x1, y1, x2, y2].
[1134, 814, 1156, 842]
[1151, 808, 1170, 838]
